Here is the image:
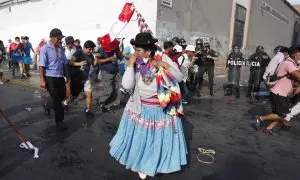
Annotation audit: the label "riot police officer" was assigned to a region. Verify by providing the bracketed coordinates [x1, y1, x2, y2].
[172, 37, 180, 46]
[198, 43, 218, 96]
[190, 39, 204, 91]
[247, 46, 271, 96]
[179, 38, 187, 50]
[225, 45, 245, 98]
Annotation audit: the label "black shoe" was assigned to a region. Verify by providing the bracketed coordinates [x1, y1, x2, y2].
[85, 109, 94, 118]
[99, 104, 111, 113]
[42, 103, 51, 118]
[56, 121, 69, 132]
[20, 75, 26, 79]
[26, 73, 31, 78]
[210, 92, 214, 97]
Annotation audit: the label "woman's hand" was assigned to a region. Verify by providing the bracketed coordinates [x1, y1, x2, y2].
[127, 52, 138, 67]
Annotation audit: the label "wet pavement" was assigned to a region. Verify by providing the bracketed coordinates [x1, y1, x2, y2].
[0, 68, 300, 180]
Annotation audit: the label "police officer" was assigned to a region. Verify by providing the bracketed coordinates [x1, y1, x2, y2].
[247, 46, 271, 96]
[39, 28, 70, 131]
[179, 38, 187, 50]
[172, 37, 180, 46]
[225, 45, 245, 98]
[190, 39, 204, 91]
[198, 43, 218, 96]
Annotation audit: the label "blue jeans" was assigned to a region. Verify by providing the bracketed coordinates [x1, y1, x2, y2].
[179, 81, 189, 100]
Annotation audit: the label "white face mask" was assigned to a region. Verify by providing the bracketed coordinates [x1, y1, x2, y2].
[143, 58, 149, 64]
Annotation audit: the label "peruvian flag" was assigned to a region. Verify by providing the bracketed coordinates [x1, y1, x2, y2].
[100, 3, 135, 52]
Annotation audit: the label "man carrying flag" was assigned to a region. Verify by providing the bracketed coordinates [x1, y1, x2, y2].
[96, 3, 135, 112]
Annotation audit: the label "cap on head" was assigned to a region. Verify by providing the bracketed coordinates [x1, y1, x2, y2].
[65, 36, 75, 44]
[185, 45, 195, 52]
[50, 28, 65, 38]
[173, 45, 183, 53]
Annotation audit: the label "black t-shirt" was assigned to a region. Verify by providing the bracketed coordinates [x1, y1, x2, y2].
[69, 50, 95, 78]
[201, 49, 218, 66]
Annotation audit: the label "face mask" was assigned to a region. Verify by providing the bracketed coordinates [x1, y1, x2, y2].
[24, 40, 28, 43]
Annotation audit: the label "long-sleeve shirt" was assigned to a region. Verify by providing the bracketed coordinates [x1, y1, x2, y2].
[122, 54, 183, 114]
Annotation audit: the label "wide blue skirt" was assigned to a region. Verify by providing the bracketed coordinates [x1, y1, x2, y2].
[109, 105, 188, 177]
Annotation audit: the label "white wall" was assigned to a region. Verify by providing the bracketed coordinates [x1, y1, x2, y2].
[0, 0, 157, 48]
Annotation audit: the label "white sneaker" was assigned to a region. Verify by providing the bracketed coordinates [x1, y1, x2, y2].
[0, 81, 4, 85]
[138, 172, 147, 179]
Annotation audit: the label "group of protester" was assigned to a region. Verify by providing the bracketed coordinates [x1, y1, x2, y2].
[1, 27, 300, 179]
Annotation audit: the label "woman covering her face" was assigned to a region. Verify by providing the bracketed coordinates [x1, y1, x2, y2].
[109, 32, 187, 179]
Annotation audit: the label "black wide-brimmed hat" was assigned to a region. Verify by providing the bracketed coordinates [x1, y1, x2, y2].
[130, 32, 158, 46]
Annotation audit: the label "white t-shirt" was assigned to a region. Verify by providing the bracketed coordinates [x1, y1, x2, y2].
[263, 52, 285, 80]
[178, 54, 191, 82]
[65, 46, 77, 60]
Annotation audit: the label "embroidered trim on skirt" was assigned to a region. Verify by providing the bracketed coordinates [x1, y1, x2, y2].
[109, 105, 188, 177]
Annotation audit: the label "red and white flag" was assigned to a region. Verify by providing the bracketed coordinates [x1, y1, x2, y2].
[99, 3, 135, 52]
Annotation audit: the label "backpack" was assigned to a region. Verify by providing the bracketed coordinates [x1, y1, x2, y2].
[265, 59, 295, 87]
[179, 55, 185, 67]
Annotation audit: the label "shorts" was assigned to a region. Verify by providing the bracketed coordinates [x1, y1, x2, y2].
[270, 92, 290, 117]
[23, 56, 33, 64]
[11, 55, 24, 64]
[84, 80, 93, 92]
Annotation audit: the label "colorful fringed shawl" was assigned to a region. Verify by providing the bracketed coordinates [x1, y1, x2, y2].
[135, 52, 184, 117]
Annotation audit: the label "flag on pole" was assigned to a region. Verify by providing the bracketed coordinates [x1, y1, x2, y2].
[100, 3, 135, 52]
[137, 11, 153, 34]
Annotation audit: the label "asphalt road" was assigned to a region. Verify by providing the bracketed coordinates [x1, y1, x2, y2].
[0, 74, 300, 180]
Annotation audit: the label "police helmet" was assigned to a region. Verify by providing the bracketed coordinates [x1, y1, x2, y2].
[204, 43, 210, 48]
[172, 37, 180, 44]
[179, 38, 187, 48]
[256, 46, 264, 53]
[195, 38, 203, 45]
[232, 44, 240, 50]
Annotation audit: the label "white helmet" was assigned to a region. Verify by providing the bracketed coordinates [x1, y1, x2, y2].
[185, 45, 195, 52]
[173, 45, 183, 53]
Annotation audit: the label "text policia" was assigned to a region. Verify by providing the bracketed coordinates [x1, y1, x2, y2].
[227, 60, 262, 67]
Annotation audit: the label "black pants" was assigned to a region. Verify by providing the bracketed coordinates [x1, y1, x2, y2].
[198, 65, 214, 94]
[248, 69, 264, 95]
[45, 77, 66, 123]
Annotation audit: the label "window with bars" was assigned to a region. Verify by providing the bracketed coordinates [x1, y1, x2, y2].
[232, 4, 246, 48]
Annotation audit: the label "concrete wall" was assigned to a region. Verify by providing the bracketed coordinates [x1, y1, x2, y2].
[156, 0, 233, 55]
[0, 0, 158, 49]
[247, 0, 299, 55]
